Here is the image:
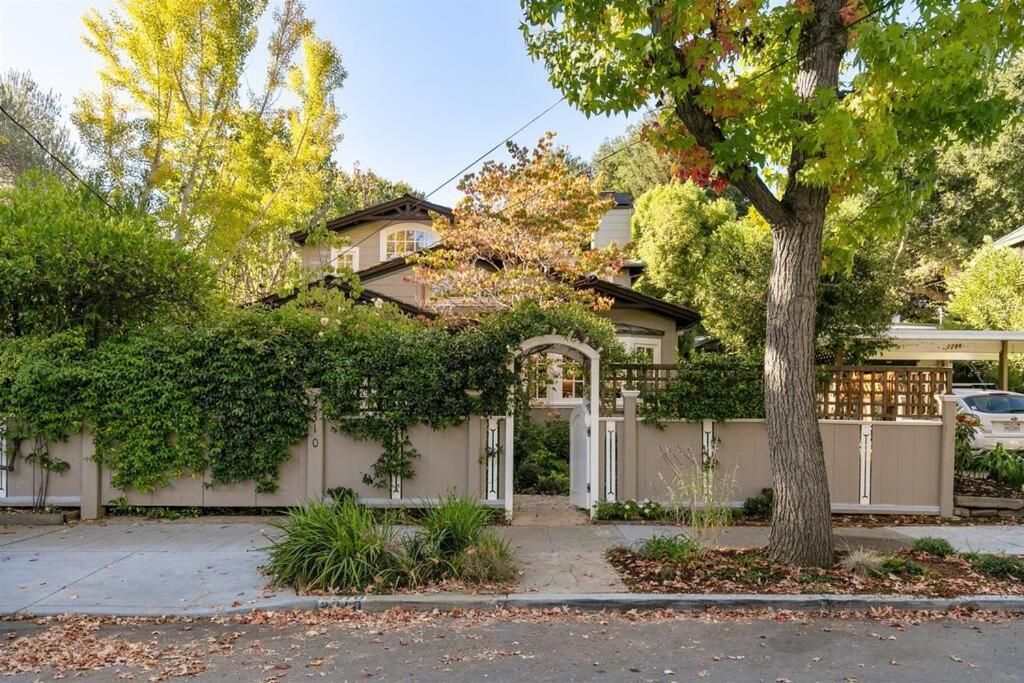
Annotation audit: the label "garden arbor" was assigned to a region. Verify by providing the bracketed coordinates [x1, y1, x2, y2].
[516, 335, 601, 517]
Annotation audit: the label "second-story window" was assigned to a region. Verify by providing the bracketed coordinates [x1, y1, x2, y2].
[382, 226, 437, 260]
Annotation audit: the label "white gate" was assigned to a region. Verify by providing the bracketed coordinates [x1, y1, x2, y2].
[569, 402, 591, 509]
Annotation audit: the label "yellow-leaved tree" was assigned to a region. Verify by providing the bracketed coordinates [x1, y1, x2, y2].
[73, 0, 345, 301]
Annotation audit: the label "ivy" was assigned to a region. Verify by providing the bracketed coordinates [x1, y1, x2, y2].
[0, 300, 620, 494]
[640, 353, 766, 422]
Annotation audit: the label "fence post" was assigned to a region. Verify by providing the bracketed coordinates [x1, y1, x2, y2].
[80, 428, 103, 520]
[622, 390, 640, 501]
[937, 394, 959, 517]
[305, 389, 324, 500]
[467, 415, 481, 499]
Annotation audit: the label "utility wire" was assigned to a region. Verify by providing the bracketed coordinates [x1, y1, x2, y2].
[0, 101, 115, 211]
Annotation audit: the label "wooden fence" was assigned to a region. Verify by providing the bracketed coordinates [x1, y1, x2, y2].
[600, 362, 951, 420]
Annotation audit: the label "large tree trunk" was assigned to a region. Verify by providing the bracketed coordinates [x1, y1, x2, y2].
[764, 217, 833, 566]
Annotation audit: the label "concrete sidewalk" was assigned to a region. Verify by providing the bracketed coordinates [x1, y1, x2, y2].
[2, 518, 1023, 616]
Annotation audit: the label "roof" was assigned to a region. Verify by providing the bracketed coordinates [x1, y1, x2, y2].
[871, 324, 1024, 360]
[259, 275, 435, 319]
[289, 194, 452, 245]
[575, 277, 700, 327]
[994, 226, 1024, 249]
[599, 191, 632, 208]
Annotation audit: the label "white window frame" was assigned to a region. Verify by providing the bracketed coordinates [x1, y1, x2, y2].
[619, 335, 662, 364]
[528, 353, 587, 406]
[380, 223, 437, 261]
[329, 246, 360, 272]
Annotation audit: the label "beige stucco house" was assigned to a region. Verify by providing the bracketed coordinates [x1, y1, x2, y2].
[282, 193, 698, 405]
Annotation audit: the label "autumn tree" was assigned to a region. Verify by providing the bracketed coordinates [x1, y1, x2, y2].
[0, 70, 79, 186]
[947, 240, 1024, 331]
[412, 133, 625, 315]
[523, 0, 1024, 565]
[73, 0, 345, 301]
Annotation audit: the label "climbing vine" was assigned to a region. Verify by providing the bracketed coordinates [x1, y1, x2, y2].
[0, 299, 620, 494]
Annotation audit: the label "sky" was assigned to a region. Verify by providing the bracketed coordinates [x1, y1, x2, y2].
[0, 0, 637, 206]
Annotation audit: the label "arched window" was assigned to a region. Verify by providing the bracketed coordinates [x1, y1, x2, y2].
[381, 225, 437, 261]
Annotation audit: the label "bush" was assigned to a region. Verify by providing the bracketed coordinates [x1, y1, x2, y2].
[594, 499, 669, 521]
[966, 553, 1024, 580]
[641, 354, 765, 421]
[839, 548, 885, 577]
[912, 537, 956, 558]
[265, 498, 409, 593]
[459, 531, 518, 585]
[514, 418, 571, 495]
[974, 445, 1024, 489]
[742, 488, 773, 519]
[634, 534, 703, 564]
[415, 493, 496, 578]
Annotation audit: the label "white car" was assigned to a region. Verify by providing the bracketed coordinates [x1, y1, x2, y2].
[954, 389, 1024, 451]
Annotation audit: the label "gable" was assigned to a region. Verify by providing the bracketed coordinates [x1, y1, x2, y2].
[290, 194, 452, 245]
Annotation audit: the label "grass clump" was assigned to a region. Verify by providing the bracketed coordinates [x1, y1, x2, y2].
[912, 537, 956, 558]
[839, 548, 886, 577]
[266, 498, 407, 592]
[634, 534, 703, 564]
[966, 553, 1024, 580]
[266, 493, 516, 593]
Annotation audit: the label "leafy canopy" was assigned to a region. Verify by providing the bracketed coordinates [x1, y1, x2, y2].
[947, 240, 1024, 331]
[412, 133, 625, 315]
[0, 70, 79, 186]
[74, 0, 346, 301]
[0, 172, 213, 345]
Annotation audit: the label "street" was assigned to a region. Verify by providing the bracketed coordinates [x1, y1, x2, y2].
[2, 609, 1021, 681]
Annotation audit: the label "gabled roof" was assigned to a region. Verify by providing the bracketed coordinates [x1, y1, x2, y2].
[994, 226, 1024, 249]
[290, 194, 453, 245]
[575, 277, 700, 327]
[258, 275, 435, 319]
[599, 191, 633, 208]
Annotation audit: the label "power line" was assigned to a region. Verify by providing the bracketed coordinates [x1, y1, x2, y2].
[320, 96, 566, 268]
[0, 101, 115, 211]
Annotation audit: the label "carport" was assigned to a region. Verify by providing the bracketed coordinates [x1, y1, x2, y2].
[871, 325, 1024, 390]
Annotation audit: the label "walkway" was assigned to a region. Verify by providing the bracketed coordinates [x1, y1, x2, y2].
[2, 518, 1023, 616]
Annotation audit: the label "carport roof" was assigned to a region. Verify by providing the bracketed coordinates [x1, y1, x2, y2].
[872, 325, 1024, 361]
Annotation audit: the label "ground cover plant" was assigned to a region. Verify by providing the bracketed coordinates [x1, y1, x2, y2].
[513, 417, 570, 495]
[266, 494, 516, 594]
[608, 535, 1024, 597]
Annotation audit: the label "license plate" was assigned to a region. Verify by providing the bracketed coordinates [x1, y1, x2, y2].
[1003, 422, 1022, 433]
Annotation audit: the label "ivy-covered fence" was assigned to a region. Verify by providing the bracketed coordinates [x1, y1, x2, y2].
[0, 300, 621, 504]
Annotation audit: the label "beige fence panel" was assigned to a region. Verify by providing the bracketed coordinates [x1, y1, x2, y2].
[869, 422, 943, 512]
[714, 421, 773, 502]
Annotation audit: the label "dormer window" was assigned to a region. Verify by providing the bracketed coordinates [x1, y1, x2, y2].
[381, 225, 437, 261]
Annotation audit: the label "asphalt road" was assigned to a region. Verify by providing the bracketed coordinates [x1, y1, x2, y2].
[2, 610, 1022, 681]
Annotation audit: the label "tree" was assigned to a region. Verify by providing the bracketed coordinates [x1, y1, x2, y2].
[0, 70, 79, 186]
[593, 123, 676, 199]
[522, 0, 1024, 565]
[73, 0, 345, 301]
[411, 133, 625, 314]
[0, 173, 213, 346]
[632, 180, 737, 307]
[896, 56, 1024, 319]
[947, 240, 1024, 331]
[320, 163, 418, 220]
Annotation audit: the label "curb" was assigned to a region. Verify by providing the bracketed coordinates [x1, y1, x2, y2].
[11, 593, 1024, 619]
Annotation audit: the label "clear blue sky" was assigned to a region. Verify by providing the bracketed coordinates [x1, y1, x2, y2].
[0, 0, 636, 206]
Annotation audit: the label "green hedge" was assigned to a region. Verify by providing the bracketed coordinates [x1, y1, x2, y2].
[640, 354, 765, 421]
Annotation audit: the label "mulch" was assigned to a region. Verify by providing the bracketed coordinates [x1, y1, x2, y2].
[955, 473, 1024, 500]
[607, 547, 1024, 598]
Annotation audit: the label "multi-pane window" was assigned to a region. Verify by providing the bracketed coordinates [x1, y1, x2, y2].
[525, 354, 586, 404]
[329, 247, 359, 272]
[560, 360, 585, 400]
[383, 228, 436, 260]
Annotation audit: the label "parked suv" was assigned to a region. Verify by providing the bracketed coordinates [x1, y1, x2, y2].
[953, 389, 1024, 451]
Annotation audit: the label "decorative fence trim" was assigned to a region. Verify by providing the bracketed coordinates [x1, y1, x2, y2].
[603, 420, 617, 502]
[485, 417, 500, 502]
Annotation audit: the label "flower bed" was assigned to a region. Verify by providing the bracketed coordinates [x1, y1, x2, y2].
[608, 537, 1024, 597]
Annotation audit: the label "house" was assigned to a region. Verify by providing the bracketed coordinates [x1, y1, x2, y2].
[283, 193, 699, 405]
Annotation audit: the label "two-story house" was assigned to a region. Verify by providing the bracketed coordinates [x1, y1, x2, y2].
[283, 193, 699, 405]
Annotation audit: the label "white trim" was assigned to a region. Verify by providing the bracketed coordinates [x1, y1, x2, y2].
[358, 498, 507, 508]
[503, 415, 514, 519]
[485, 417, 500, 501]
[390, 474, 402, 499]
[0, 420, 7, 499]
[329, 246, 359, 271]
[619, 335, 662, 363]
[379, 223, 437, 261]
[1, 496, 80, 506]
[604, 420, 617, 501]
[858, 424, 872, 505]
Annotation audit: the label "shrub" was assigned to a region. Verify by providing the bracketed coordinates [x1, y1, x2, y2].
[839, 548, 885, 577]
[879, 556, 926, 577]
[742, 488, 773, 519]
[966, 553, 1024, 580]
[459, 531, 518, 585]
[974, 445, 1024, 489]
[640, 354, 765, 421]
[594, 499, 668, 521]
[912, 537, 956, 558]
[634, 534, 703, 564]
[418, 494, 493, 573]
[265, 498, 408, 593]
[515, 446, 570, 495]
